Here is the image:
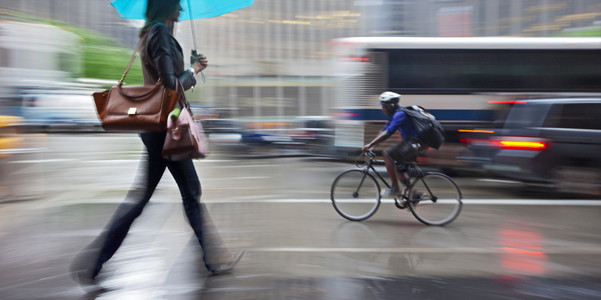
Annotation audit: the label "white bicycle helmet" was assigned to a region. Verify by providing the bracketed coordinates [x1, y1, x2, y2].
[379, 91, 401, 103]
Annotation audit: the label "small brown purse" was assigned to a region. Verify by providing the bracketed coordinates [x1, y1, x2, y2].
[92, 37, 180, 132]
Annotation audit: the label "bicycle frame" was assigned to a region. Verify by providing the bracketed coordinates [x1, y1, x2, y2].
[358, 152, 437, 205]
[405, 174, 438, 203]
[356, 156, 393, 191]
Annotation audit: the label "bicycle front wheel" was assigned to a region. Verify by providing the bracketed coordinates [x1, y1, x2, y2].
[331, 169, 380, 221]
[408, 172, 462, 226]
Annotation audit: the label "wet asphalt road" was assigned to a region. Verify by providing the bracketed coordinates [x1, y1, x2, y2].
[1, 134, 601, 299]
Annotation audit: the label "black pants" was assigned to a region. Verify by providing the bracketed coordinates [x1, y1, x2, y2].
[89, 131, 209, 276]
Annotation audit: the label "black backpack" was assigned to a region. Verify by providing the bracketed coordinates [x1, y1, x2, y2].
[399, 105, 445, 149]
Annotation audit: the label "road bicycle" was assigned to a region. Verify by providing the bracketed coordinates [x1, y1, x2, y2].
[330, 150, 462, 226]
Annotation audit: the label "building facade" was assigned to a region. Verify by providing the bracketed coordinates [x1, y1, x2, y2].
[2, 0, 600, 120]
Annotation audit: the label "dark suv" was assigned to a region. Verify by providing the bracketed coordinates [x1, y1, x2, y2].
[459, 98, 601, 196]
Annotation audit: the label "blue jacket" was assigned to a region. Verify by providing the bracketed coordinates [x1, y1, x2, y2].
[382, 108, 418, 139]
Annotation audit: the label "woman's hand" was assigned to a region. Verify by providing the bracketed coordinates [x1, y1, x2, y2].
[192, 54, 208, 74]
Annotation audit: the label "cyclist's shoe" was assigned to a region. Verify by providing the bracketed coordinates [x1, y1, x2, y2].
[394, 198, 408, 209]
[380, 187, 401, 199]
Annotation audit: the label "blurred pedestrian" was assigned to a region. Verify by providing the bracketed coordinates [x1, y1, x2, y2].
[70, 0, 243, 287]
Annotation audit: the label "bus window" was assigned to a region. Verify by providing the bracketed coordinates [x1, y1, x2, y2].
[383, 49, 601, 93]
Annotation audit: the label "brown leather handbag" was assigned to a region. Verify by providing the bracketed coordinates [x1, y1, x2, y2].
[92, 37, 180, 132]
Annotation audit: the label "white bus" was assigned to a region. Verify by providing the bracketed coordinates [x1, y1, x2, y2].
[330, 36, 601, 168]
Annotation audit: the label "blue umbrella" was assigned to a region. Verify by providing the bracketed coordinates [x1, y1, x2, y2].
[111, 0, 254, 20]
[111, 0, 254, 68]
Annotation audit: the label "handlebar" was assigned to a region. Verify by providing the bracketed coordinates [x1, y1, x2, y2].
[355, 149, 377, 167]
[364, 149, 376, 159]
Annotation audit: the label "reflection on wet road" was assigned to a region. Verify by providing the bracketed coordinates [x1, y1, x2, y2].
[1, 134, 601, 299]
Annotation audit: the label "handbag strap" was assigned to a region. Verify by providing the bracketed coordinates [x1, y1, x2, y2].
[123, 32, 192, 111]
[118, 34, 147, 86]
[175, 80, 192, 111]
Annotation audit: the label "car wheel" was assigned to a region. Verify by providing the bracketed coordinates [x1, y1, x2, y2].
[552, 165, 601, 197]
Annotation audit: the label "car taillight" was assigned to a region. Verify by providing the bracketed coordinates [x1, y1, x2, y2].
[491, 137, 549, 151]
[488, 100, 527, 104]
[458, 129, 495, 134]
[339, 56, 370, 62]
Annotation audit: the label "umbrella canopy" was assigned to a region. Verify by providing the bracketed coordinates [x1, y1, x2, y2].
[111, 0, 254, 20]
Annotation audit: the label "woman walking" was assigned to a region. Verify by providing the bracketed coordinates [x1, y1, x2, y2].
[71, 0, 243, 286]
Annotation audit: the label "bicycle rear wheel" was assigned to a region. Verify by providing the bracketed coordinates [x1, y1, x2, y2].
[331, 169, 380, 221]
[408, 172, 462, 226]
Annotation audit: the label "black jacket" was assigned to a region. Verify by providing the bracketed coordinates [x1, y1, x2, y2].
[140, 22, 196, 91]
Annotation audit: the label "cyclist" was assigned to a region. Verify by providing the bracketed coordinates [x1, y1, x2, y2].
[362, 91, 425, 198]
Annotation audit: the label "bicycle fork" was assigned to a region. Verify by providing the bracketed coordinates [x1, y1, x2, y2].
[352, 170, 371, 198]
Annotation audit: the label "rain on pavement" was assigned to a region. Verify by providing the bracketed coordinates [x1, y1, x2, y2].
[1, 134, 601, 299]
